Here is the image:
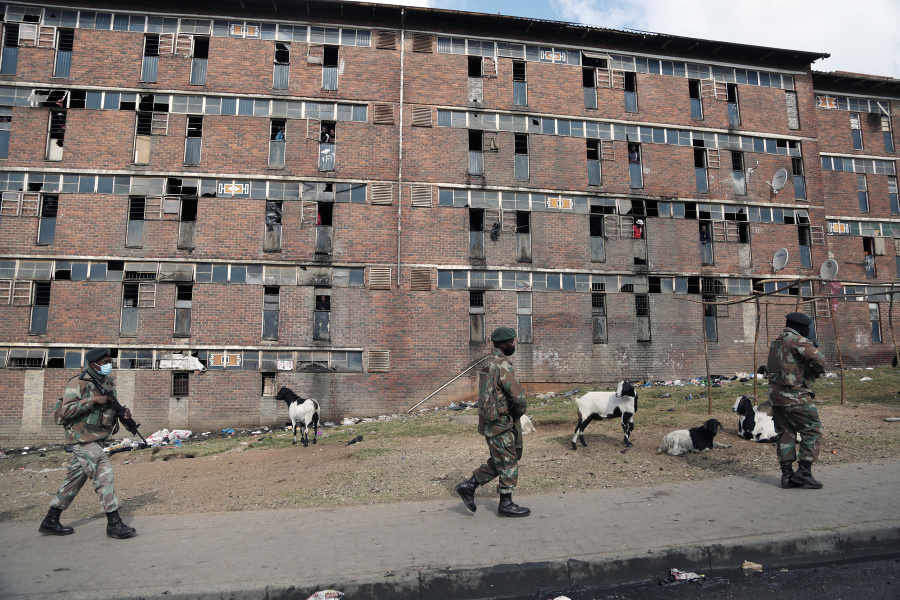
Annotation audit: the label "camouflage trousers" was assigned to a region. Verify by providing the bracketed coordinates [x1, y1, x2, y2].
[50, 441, 119, 513]
[773, 402, 822, 463]
[473, 430, 519, 494]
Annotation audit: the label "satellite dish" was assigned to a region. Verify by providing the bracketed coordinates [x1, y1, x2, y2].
[772, 248, 789, 272]
[819, 259, 839, 280]
[771, 169, 789, 193]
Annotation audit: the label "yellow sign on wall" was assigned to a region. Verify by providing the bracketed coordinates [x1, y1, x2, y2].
[209, 353, 242, 368]
[546, 197, 573, 210]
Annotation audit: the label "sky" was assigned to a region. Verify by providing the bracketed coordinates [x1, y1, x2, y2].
[354, 0, 900, 79]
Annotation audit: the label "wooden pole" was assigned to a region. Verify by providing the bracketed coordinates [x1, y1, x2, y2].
[703, 303, 712, 415]
[754, 295, 761, 399]
[832, 313, 845, 405]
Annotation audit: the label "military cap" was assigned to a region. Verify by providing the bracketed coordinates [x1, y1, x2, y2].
[85, 348, 111, 363]
[785, 312, 813, 327]
[490, 327, 517, 342]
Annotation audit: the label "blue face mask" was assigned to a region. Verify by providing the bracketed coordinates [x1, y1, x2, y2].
[98, 363, 112, 376]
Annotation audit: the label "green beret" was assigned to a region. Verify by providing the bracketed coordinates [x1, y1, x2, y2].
[85, 348, 111, 363]
[490, 327, 516, 342]
[785, 312, 812, 327]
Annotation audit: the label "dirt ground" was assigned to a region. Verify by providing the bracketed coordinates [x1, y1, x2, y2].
[3, 400, 899, 524]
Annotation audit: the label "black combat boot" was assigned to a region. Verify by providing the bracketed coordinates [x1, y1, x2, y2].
[780, 461, 803, 489]
[498, 494, 531, 517]
[38, 507, 74, 536]
[791, 460, 823, 489]
[455, 476, 480, 513]
[106, 510, 137, 539]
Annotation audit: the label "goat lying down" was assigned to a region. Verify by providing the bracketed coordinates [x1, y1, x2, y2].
[571, 381, 637, 450]
[276, 386, 320, 446]
[657, 418, 731, 456]
[732, 395, 777, 442]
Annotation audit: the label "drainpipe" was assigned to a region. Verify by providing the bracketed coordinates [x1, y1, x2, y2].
[396, 9, 405, 286]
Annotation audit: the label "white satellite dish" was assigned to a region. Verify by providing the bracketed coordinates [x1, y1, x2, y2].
[772, 248, 789, 272]
[819, 259, 839, 280]
[771, 169, 789, 193]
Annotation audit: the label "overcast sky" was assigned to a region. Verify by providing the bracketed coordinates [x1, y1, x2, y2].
[356, 0, 900, 79]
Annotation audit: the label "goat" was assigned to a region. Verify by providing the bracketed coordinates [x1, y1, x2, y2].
[571, 381, 638, 450]
[732, 395, 777, 442]
[656, 418, 730, 456]
[276, 386, 320, 447]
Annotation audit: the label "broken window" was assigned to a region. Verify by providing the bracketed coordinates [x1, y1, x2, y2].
[172, 372, 189, 396]
[586, 140, 601, 185]
[121, 283, 140, 335]
[190, 36, 209, 85]
[314, 288, 330, 341]
[726, 83, 740, 127]
[635, 294, 650, 342]
[702, 295, 717, 342]
[517, 292, 532, 343]
[512, 60, 526, 106]
[689, 79, 703, 119]
[514, 134, 529, 181]
[174, 284, 192, 337]
[141, 34, 160, 83]
[262, 286, 280, 340]
[592, 292, 607, 343]
[792, 157, 806, 200]
[516, 211, 531, 263]
[1, 24, 20, 75]
[261, 373, 276, 396]
[29, 281, 51, 334]
[700, 222, 714, 265]
[468, 130, 483, 176]
[469, 290, 485, 342]
[694, 146, 708, 193]
[870, 303, 882, 343]
[583, 66, 597, 109]
[177, 197, 197, 249]
[798, 223, 812, 268]
[322, 45, 338, 90]
[469, 208, 485, 259]
[54, 28, 74, 78]
[269, 118, 286, 169]
[273, 42, 289, 89]
[126, 196, 145, 247]
[184, 116, 202, 165]
[46, 110, 66, 161]
[863, 238, 877, 279]
[36, 195, 58, 245]
[263, 200, 282, 252]
[857, 173, 869, 213]
[623, 72, 638, 113]
[628, 143, 643, 188]
[731, 151, 746, 196]
[319, 120, 335, 171]
[850, 113, 863, 150]
[316, 202, 333, 254]
[882, 115, 894, 153]
[590, 209, 605, 262]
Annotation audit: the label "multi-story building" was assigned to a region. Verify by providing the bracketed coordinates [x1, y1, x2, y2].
[0, 1, 897, 445]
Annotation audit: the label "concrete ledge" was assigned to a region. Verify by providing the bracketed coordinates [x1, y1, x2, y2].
[707, 529, 843, 571]
[420, 561, 570, 600]
[568, 545, 708, 588]
[837, 521, 900, 561]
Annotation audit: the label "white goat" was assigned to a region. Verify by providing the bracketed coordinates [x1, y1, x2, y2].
[732, 395, 777, 443]
[657, 418, 731, 456]
[571, 381, 638, 450]
[276, 386, 320, 446]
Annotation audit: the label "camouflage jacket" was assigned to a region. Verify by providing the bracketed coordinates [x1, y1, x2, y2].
[58, 370, 119, 443]
[767, 327, 827, 406]
[477, 349, 527, 438]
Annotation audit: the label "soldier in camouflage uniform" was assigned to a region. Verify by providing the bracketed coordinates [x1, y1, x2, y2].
[766, 312, 827, 489]
[39, 348, 137, 538]
[455, 327, 531, 517]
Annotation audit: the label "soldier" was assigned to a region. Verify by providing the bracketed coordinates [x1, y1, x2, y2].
[766, 312, 827, 489]
[455, 327, 530, 517]
[39, 348, 137, 538]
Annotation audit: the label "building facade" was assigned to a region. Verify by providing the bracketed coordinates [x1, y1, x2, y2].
[0, 1, 897, 445]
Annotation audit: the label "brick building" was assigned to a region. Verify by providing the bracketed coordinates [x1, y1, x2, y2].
[0, 1, 897, 445]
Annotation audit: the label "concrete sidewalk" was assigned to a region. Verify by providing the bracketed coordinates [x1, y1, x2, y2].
[1, 458, 898, 600]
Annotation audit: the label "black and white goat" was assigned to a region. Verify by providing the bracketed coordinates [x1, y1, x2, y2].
[732, 395, 777, 442]
[276, 386, 320, 446]
[571, 381, 638, 450]
[656, 418, 731, 456]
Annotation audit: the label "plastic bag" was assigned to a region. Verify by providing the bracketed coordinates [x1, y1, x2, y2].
[306, 591, 343, 600]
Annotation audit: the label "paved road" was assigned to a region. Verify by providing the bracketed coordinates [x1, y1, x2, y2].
[1, 459, 898, 600]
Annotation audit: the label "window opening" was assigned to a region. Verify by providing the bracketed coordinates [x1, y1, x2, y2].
[141, 34, 159, 82]
[314, 289, 331, 341]
[273, 42, 290, 89]
[850, 113, 863, 150]
[882, 115, 894, 153]
[792, 157, 806, 200]
[699, 222, 714, 265]
[1, 23, 20, 75]
[172, 372, 189, 396]
[126, 196, 145, 247]
[30, 281, 51, 334]
[587, 140, 601, 185]
[322, 45, 338, 90]
[261, 373, 276, 396]
[582, 67, 597, 109]
[694, 147, 708, 193]
[37, 195, 58, 245]
[592, 292, 607, 343]
[689, 79, 703, 119]
[702, 294, 717, 341]
[726, 83, 740, 127]
[319, 120, 335, 171]
[628, 143, 642, 188]
[269, 118, 286, 169]
[857, 173, 869, 213]
[623, 72, 637, 113]
[262, 286, 280, 340]
[468, 55, 482, 77]
[54, 28, 74, 78]
[870, 303, 882, 343]
[184, 116, 202, 165]
[174, 284, 192, 336]
[264, 200, 282, 251]
[468, 129, 483, 176]
[469, 208, 484, 259]
[514, 133, 529, 181]
[889, 176, 899, 214]
[46, 110, 66, 161]
[190, 36, 209, 85]
[731, 151, 746, 195]
[512, 60, 526, 106]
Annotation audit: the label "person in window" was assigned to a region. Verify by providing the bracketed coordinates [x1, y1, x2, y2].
[632, 219, 644, 239]
[320, 126, 330, 143]
[40, 348, 137, 539]
[274, 128, 284, 141]
[328, 128, 335, 142]
[699, 224, 711, 245]
[628, 144, 640, 163]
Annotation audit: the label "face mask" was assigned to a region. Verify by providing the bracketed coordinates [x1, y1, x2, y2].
[98, 363, 112, 376]
[501, 344, 516, 356]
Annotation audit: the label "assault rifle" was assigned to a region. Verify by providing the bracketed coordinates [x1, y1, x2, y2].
[80, 370, 149, 448]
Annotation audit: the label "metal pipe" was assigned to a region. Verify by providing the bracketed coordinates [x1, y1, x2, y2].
[396, 11, 405, 285]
